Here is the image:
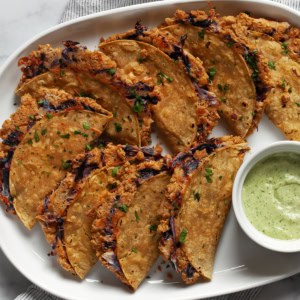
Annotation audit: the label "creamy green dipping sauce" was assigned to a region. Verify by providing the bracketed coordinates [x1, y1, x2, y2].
[242, 152, 300, 240]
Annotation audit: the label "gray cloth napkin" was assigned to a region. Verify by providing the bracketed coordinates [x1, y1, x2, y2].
[15, 0, 299, 299]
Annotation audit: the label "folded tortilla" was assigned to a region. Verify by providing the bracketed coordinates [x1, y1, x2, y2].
[159, 136, 248, 283]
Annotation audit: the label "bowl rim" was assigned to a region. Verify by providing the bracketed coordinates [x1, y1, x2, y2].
[232, 141, 300, 253]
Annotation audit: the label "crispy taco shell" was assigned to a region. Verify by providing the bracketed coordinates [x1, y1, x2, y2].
[159, 136, 248, 284]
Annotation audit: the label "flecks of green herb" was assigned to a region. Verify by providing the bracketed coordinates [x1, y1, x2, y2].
[226, 40, 234, 48]
[46, 113, 52, 120]
[157, 72, 173, 85]
[179, 228, 188, 243]
[112, 166, 120, 177]
[208, 67, 217, 82]
[27, 139, 33, 145]
[83, 122, 90, 130]
[137, 56, 146, 63]
[205, 167, 213, 183]
[198, 29, 205, 40]
[217, 83, 229, 94]
[133, 100, 144, 114]
[296, 102, 300, 107]
[34, 131, 40, 142]
[193, 191, 200, 202]
[29, 115, 35, 121]
[106, 182, 117, 190]
[74, 130, 81, 135]
[97, 142, 104, 148]
[61, 160, 71, 170]
[149, 224, 158, 232]
[118, 204, 128, 213]
[267, 60, 276, 70]
[114, 122, 122, 132]
[38, 99, 44, 105]
[134, 210, 140, 222]
[60, 70, 66, 77]
[281, 41, 289, 55]
[288, 87, 293, 93]
[219, 175, 223, 180]
[86, 144, 92, 151]
[131, 247, 137, 253]
[244, 50, 259, 80]
[106, 68, 116, 76]
[60, 133, 70, 139]
[41, 129, 47, 136]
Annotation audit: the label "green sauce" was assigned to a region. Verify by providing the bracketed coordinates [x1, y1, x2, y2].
[242, 152, 300, 240]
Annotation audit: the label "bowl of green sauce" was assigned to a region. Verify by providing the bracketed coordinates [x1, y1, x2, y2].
[233, 141, 300, 252]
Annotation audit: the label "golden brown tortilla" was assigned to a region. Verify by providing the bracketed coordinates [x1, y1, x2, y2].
[220, 13, 300, 140]
[99, 40, 211, 152]
[157, 10, 271, 138]
[38, 144, 164, 278]
[92, 158, 170, 290]
[17, 71, 141, 146]
[159, 136, 248, 284]
[7, 89, 112, 229]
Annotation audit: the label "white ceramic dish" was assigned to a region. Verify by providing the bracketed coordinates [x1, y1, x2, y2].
[0, 1, 300, 299]
[233, 141, 300, 253]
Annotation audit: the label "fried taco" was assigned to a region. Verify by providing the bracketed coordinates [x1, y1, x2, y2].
[17, 42, 160, 145]
[153, 10, 271, 138]
[99, 39, 219, 152]
[38, 144, 164, 279]
[159, 136, 248, 284]
[92, 154, 170, 290]
[0, 88, 112, 229]
[220, 13, 300, 140]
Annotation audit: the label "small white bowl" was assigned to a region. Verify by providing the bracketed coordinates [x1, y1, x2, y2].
[232, 141, 300, 252]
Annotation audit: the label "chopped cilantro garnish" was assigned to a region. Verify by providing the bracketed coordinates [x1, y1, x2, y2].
[205, 167, 213, 183]
[61, 160, 71, 170]
[226, 40, 234, 48]
[288, 87, 293, 93]
[217, 83, 229, 94]
[112, 166, 120, 177]
[244, 50, 259, 80]
[118, 204, 128, 213]
[74, 130, 81, 135]
[34, 131, 40, 142]
[281, 42, 289, 55]
[86, 144, 92, 151]
[60, 133, 70, 139]
[83, 122, 90, 130]
[193, 191, 200, 202]
[131, 247, 137, 253]
[149, 224, 158, 232]
[29, 115, 35, 120]
[97, 142, 104, 148]
[106, 68, 116, 76]
[27, 139, 33, 145]
[219, 175, 223, 180]
[134, 210, 140, 222]
[133, 100, 144, 114]
[296, 102, 300, 107]
[106, 182, 117, 190]
[208, 67, 217, 82]
[41, 129, 47, 136]
[157, 72, 173, 85]
[46, 113, 52, 120]
[281, 78, 286, 90]
[267, 60, 276, 70]
[198, 29, 205, 40]
[60, 70, 65, 77]
[114, 122, 122, 132]
[179, 228, 188, 243]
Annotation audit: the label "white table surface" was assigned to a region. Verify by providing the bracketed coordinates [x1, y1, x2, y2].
[0, 0, 300, 299]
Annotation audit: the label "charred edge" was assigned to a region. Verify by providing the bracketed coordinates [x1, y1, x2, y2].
[169, 216, 179, 271]
[2, 130, 23, 147]
[193, 82, 219, 107]
[126, 20, 148, 40]
[43, 195, 50, 213]
[242, 48, 269, 102]
[185, 263, 196, 279]
[171, 142, 218, 169]
[21, 54, 49, 79]
[123, 145, 162, 160]
[170, 35, 191, 74]
[61, 40, 81, 63]
[127, 82, 159, 105]
[101, 195, 122, 272]
[74, 157, 99, 182]
[182, 158, 199, 176]
[0, 151, 15, 212]
[38, 99, 78, 112]
[49, 217, 64, 253]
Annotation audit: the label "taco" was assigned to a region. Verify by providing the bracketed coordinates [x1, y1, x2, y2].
[17, 42, 159, 145]
[99, 39, 218, 152]
[220, 13, 300, 140]
[38, 144, 164, 279]
[159, 136, 248, 284]
[92, 156, 170, 290]
[0, 88, 112, 229]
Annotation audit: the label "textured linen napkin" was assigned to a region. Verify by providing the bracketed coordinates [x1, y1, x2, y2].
[15, 0, 299, 299]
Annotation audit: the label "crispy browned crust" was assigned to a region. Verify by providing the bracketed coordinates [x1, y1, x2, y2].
[220, 13, 300, 140]
[91, 156, 169, 290]
[158, 136, 249, 284]
[0, 88, 112, 214]
[17, 42, 159, 146]
[37, 144, 164, 277]
[161, 9, 272, 137]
